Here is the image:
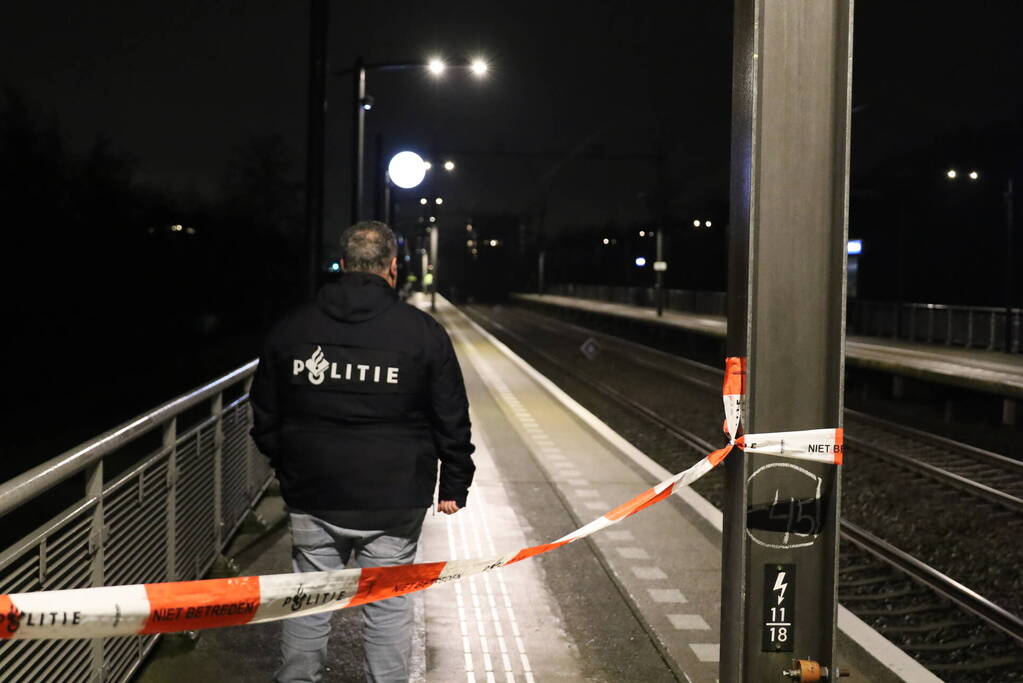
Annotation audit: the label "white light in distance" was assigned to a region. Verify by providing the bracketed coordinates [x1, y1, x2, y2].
[635, 257, 647, 267]
[639, 230, 645, 237]
[419, 198, 428, 205]
[693, 220, 701, 227]
[489, 239, 498, 247]
[470, 59, 489, 76]
[602, 238, 610, 245]
[444, 160, 456, 171]
[387, 151, 428, 189]
[705, 220, 712, 227]
[428, 58, 446, 75]
[847, 239, 863, 255]
[435, 197, 444, 205]
[969, 170, 979, 180]
[946, 169, 957, 179]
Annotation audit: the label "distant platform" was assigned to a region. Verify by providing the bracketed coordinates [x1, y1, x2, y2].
[513, 293, 1023, 400]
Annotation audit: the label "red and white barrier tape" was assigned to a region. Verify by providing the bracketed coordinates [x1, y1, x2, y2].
[0, 358, 840, 641]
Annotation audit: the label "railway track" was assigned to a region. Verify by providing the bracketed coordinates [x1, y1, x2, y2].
[463, 303, 1023, 680]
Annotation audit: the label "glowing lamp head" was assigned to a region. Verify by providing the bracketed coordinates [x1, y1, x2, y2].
[427, 58, 446, 76]
[946, 169, 957, 179]
[635, 257, 647, 267]
[470, 59, 489, 76]
[387, 151, 427, 189]
[443, 160, 456, 172]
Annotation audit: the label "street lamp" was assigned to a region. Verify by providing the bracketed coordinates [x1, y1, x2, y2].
[947, 167, 1016, 352]
[340, 56, 489, 227]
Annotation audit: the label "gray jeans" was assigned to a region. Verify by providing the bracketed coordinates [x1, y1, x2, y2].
[276, 510, 427, 683]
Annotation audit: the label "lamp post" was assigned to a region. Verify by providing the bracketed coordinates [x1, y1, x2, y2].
[946, 169, 1017, 352]
[338, 57, 488, 228]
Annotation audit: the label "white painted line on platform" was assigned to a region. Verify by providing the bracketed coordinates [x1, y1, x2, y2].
[688, 643, 719, 663]
[605, 530, 634, 542]
[668, 614, 711, 631]
[573, 489, 600, 498]
[584, 501, 609, 510]
[649, 588, 687, 604]
[631, 566, 668, 580]
[567, 478, 590, 487]
[616, 547, 651, 560]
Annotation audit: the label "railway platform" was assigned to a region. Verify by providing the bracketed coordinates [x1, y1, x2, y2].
[134, 296, 936, 683]
[512, 293, 1023, 402]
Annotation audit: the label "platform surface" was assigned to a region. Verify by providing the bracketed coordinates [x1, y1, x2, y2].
[136, 295, 940, 682]
[514, 292, 1023, 399]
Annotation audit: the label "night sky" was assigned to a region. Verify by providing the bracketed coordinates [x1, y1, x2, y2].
[4, 2, 1018, 248]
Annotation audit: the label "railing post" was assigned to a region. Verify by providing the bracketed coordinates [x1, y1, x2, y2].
[967, 309, 975, 348]
[243, 376, 256, 500]
[86, 460, 105, 682]
[212, 392, 225, 551]
[989, 312, 997, 351]
[163, 418, 178, 581]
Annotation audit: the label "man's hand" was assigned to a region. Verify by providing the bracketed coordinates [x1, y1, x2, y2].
[437, 500, 460, 515]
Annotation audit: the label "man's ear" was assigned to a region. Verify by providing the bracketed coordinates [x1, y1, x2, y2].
[389, 257, 398, 276]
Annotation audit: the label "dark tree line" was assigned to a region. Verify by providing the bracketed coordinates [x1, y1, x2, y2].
[2, 88, 304, 463]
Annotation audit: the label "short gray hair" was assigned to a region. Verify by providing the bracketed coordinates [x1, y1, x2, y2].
[339, 221, 397, 273]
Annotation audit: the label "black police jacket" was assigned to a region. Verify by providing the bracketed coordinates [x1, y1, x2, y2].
[250, 272, 476, 511]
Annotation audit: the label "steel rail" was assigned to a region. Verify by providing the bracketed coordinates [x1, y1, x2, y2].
[510, 305, 1023, 513]
[465, 305, 1023, 652]
[0, 359, 258, 518]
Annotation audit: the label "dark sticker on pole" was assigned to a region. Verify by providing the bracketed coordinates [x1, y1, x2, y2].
[762, 564, 795, 652]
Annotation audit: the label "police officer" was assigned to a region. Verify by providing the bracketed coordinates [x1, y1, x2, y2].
[250, 220, 476, 683]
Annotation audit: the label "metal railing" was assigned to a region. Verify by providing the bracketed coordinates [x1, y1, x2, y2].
[0, 360, 271, 683]
[546, 284, 1021, 353]
[547, 283, 727, 316]
[846, 300, 1021, 353]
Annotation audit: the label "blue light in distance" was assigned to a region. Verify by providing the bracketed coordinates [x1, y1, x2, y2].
[635, 256, 647, 267]
[329, 262, 341, 272]
[847, 239, 862, 255]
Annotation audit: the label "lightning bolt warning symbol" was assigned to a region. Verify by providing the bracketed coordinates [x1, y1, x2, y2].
[773, 571, 788, 604]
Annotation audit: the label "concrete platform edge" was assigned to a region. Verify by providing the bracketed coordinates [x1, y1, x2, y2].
[451, 301, 942, 683]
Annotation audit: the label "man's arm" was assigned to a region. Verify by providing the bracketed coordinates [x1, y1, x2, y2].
[249, 342, 281, 468]
[428, 326, 476, 509]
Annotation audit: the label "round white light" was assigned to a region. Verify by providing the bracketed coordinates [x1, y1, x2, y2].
[471, 59, 488, 76]
[387, 151, 428, 189]
[419, 198, 428, 205]
[490, 240, 498, 247]
[435, 197, 444, 205]
[639, 230, 645, 237]
[635, 257, 647, 267]
[424, 161, 432, 170]
[429, 216, 437, 223]
[693, 220, 701, 227]
[602, 238, 610, 245]
[946, 169, 957, 179]
[428, 58, 446, 75]
[444, 160, 456, 171]
[705, 220, 713, 227]
[969, 170, 979, 180]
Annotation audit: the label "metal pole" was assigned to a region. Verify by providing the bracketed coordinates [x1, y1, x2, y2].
[304, 0, 327, 299]
[538, 250, 545, 295]
[383, 175, 392, 227]
[722, 1, 852, 680]
[1006, 178, 1015, 353]
[374, 133, 385, 221]
[430, 226, 439, 312]
[351, 57, 366, 227]
[655, 230, 664, 316]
